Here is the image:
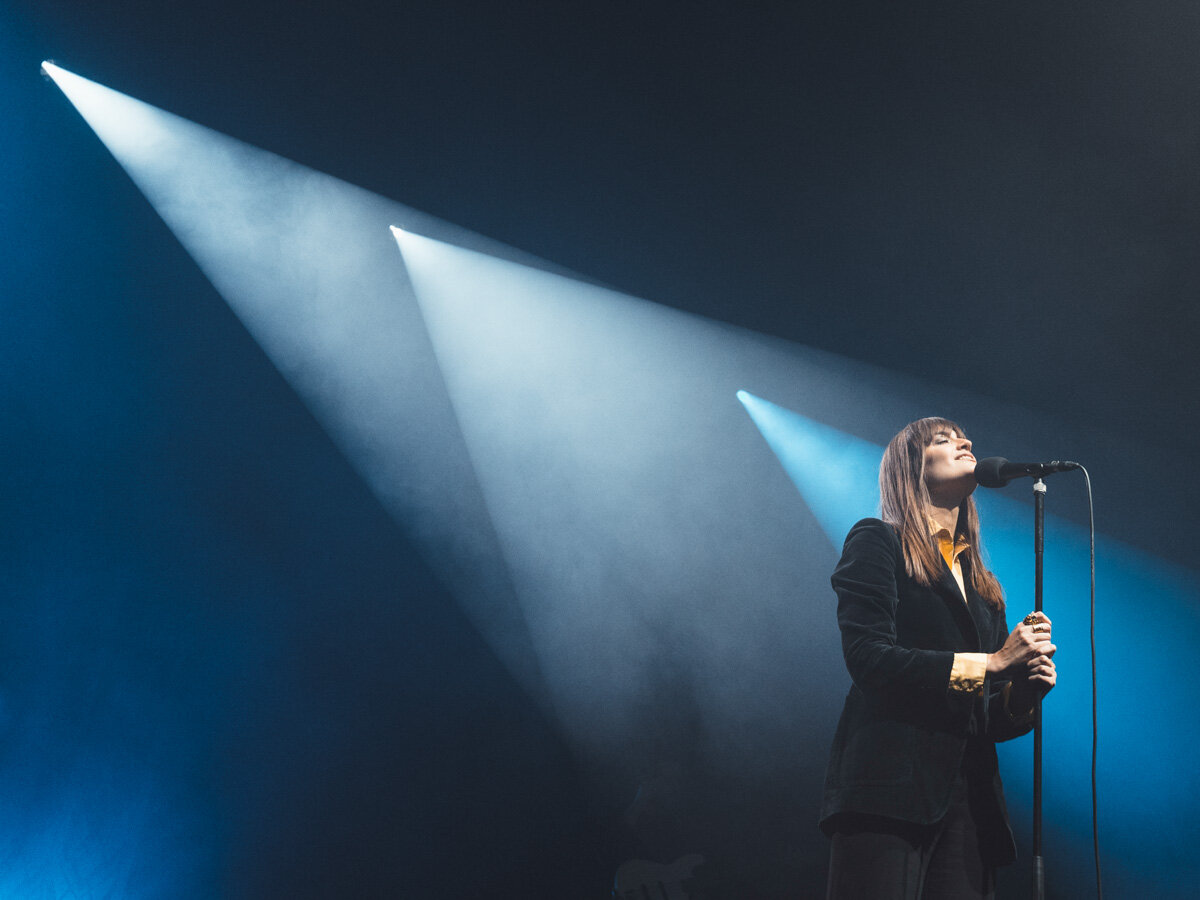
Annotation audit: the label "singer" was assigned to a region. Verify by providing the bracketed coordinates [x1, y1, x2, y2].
[820, 418, 1057, 899]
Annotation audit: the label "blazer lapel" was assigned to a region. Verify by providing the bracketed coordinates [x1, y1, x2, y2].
[959, 556, 997, 652]
[935, 566, 982, 651]
[937, 562, 995, 735]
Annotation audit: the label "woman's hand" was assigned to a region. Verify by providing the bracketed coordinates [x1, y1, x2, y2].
[987, 611, 1056, 680]
[1024, 653, 1057, 695]
[1009, 647, 1057, 715]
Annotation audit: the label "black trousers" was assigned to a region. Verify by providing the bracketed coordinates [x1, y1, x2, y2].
[825, 773, 995, 900]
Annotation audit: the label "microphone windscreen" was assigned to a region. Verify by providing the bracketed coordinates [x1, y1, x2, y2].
[973, 456, 1010, 488]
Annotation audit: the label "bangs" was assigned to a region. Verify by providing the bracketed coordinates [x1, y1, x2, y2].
[908, 416, 968, 446]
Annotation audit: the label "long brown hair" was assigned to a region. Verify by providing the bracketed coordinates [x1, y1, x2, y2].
[878, 417, 1005, 610]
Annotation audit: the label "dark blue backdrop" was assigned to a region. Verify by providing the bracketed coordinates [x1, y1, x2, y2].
[5, 1, 1198, 897]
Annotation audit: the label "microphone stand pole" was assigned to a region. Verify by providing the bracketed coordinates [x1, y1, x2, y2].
[1032, 477, 1046, 900]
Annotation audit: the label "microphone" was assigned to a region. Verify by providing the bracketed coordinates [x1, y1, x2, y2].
[974, 457, 1081, 488]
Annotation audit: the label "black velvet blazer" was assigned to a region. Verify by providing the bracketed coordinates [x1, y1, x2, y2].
[819, 518, 1032, 865]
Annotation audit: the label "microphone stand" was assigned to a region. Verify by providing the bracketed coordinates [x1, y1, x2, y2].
[1032, 477, 1046, 900]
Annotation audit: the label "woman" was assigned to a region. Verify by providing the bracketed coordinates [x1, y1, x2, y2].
[820, 417, 1056, 899]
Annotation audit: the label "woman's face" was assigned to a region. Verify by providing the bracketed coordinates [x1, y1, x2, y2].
[922, 428, 977, 503]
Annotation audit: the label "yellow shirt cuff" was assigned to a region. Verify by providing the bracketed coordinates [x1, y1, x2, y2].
[949, 652, 988, 695]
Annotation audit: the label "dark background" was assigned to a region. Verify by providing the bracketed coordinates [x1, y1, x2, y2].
[4, 1, 1198, 897]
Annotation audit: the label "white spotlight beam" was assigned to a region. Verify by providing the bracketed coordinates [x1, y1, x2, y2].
[44, 63, 547, 696]
[392, 227, 855, 766]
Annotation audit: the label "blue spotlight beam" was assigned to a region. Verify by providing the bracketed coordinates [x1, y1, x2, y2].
[736, 390, 882, 546]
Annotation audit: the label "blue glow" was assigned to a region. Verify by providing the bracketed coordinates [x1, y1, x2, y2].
[0, 759, 206, 897]
[739, 390, 1200, 898]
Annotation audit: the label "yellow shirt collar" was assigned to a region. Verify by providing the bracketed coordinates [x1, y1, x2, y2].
[928, 519, 969, 570]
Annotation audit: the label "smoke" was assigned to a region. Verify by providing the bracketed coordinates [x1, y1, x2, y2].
[50, 61, 1200, 896]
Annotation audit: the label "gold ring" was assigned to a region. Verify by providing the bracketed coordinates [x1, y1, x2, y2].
[1023, 613, 1040, 625]
[1032, 623, 1048, 633]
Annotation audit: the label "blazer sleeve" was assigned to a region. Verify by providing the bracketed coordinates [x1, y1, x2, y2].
[831, 518, 956, 701]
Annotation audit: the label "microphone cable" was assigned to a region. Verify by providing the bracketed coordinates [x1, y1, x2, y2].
[1079, 465, 1103, 900]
